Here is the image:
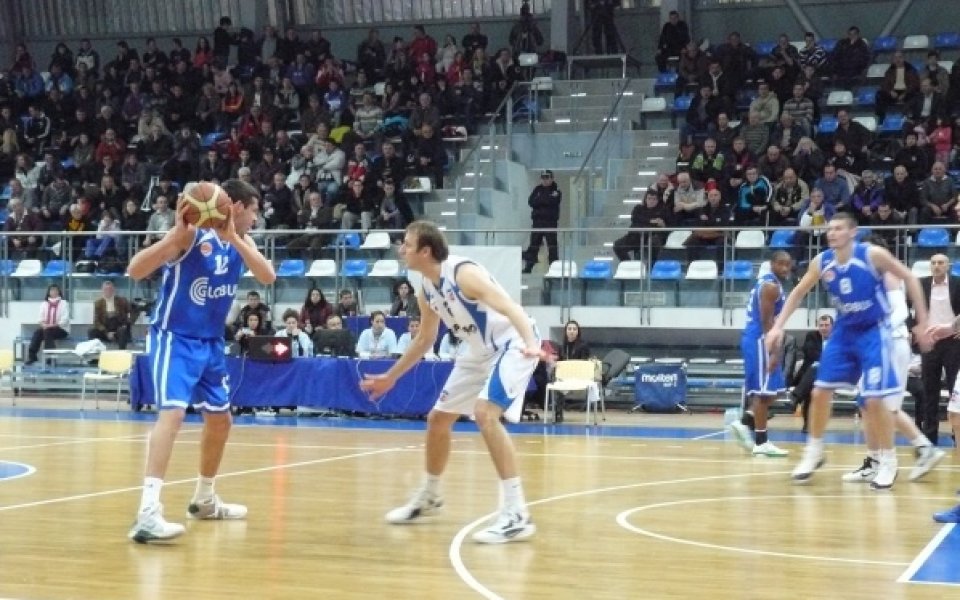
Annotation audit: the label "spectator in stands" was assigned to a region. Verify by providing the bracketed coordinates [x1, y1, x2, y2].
[735, 165, 772, 225]
[198, 149, 230, 184]
[396, 316, 431, 356]
[910, 78, 947, 123]
[770, 112, 804, 154]
[488, 49, 520, 111]
[409, 123, 447, 188]
[377, 179, 413, 232]
[770, 167, 807, 226]
[712, 113, 738, 153]
[850, 170, 884, 224]
[885, 165, 921, 223]
[87, 280, 132, 350]
[40, 173, 72, 226]
[670, 172, 705, 225]
[63, 202, 94, 259]
[263, 171, 296, 229]
[142, 195, 173, 247]
[390, 280, 420, 317]
[462, 22, 489, 63]
[782, 84, 815, 137]
[354, 93, 384, 145]
[714, 32, 755, 91]
[921, 50, 950, 95]
[287, 191, 334, 258]
[358, 28, 387, 78]
[648, 172, 675, 203]
[722, 137, 753, 204]
[509, 4, 544, 57]
[893, 131, 930, 182]
[613, 188, 669, 262]
[335, 178, 367, 231]
[826, 139, 864, 177]
[23, 104, 51, 154]
[120, 152, 148, 196]
[120, 198, 147, 233]
[276, 309, 313, 358]
[920, 161, 956, 223]
[76, 38, 100, 76]
[356, 310, 398, 358]
[522, 169, 561, 274]
[316, 138, 346, 202]
[683, 188, 732, 259]
[929, 116, 953, 165]
[797, 188, 834, 244]
[833, 110, 871, 161]
[790, 314, 833, 433]
[230, 291, 272, 341]
[335, 289, 359, 318]
[300, 288, 333, 336]
[26, 284, 70, 366]
[870, 202, 905, 251]
[690, 138, 725, 185]
[798, 32, 827, 73]
[831, 26, 871, 83]
[813, 163, 851, 209]
[233, 312, 263, 355]
[739, 112, 769, 158]
[876, 51, 920, 122]
[95, 128, 126, 166]
[677, 42, 710, 95]
[84, 208, 120, 259]
[683, 85, 725, 145]
[698, 59, 737, 107]
[758, 145, 790, 183]
[4, 198, 41, 259]
[655, 10, 690, 73]
[749, 81, 780, 126]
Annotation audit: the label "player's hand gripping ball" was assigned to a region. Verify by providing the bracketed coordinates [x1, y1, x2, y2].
[179, 181, 232, 228]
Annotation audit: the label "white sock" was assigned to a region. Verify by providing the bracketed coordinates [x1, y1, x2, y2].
[808, 437, 824, 453]
[867, 449, 880, 461]
[194, 475, 215, 501]
[501, 477, 526, 512]
[879, 448, 898, 465]
[912, 435, 931, 448]
[139, 477, 163, 513]
[423, 473, 441, 495]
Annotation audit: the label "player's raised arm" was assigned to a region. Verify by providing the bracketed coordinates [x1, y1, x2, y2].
[127, 200, 195, 281]
[361, 292, 438, 399]
[456, 263, 540, 355]
[869, 245, 931, 349]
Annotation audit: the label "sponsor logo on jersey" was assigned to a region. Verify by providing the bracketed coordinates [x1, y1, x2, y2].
[822, 269, 835, 283]
[189, 277, 237, 306]
[199, 241, 213, 257]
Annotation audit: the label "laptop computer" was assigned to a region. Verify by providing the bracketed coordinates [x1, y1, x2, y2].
[246, 336, 293, 362]
[314, 328, 356, 358]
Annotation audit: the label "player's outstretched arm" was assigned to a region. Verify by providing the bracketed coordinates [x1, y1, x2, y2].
[766, 255, 822, 357]
[127, 202, 195, 281]
[360, 293, 438, 400]
[456, 263, 541, 357]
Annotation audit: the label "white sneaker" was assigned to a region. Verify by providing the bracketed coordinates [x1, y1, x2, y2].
[128, 504, 186, 544]
[385, 487, 444, 524]
[791, 445, 825, 483]
[186, 495, 248, 520]
[871, 460, 899, 490]
[728, 421, 754, 452]
[841, 457, 878, 483]
[910, 446, 946, 482]
[472, 510, 536, 544]
[752, 442, 789, 457]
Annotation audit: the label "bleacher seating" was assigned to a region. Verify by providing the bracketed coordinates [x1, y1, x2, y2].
[306, 259, 337, 278]
[872, 35, 899, 54]
[341, 259, 369, 278]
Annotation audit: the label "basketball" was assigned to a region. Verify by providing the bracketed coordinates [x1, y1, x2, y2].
[179, 181, 232, 228]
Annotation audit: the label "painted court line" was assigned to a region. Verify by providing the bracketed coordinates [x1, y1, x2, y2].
[897, 523, 956, 583]
[0, 433, 149, 452]
[692, 430, 726, 440]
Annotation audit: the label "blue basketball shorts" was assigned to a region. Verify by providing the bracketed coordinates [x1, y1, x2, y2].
[147, 328, 230, 412]
[741, 333, 785, 397]
[815, 322, 900, 398]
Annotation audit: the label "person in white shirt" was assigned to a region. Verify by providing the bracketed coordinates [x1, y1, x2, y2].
[27, 284, 70, 365]
[355, 310, 398, 358]
[275, 309, 313, 357]
[396, 316, 437, 359]
[437, 330, 462, 360]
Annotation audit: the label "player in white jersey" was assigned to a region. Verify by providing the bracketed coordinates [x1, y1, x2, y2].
[361, 221, 542, 544]
[126, 180, 276, 543]
[841, 237, 945, 484]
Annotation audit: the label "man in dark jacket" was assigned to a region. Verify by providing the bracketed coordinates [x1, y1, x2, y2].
[613, 188, 670, 262]
[655, 11, 690, 73]
[522, 170, 562, 273]
[790, 314, 833, 432]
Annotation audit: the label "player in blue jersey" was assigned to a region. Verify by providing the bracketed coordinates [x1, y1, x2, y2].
[126, 179, 276, 543]
[766, 213, 930, 485]
[360, 221, 543, 544]
[729, 251, 793, 457]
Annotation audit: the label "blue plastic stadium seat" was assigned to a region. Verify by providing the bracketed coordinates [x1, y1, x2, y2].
[934, 32, 960, 50]
[0, 185, 11, 200]
[918, 227, 950, 247]
[854, 227, 872, 242]
[200, 132, 226, 149]
[672, 95, 693, 113]
[0, 260, 14, 276]
[872, 36, 898, 53]
[60, 157, 75, 170]
[752, 41, 777, 56]
[341, 259, 369, 277]
[276, 259, 306, 277]
[581, 260, 613, 280]
[949, 169, 960, 185]
[769, 230, 796, 248]
[880, 114, 905, 134]
[952, 263, 960, 278]
[650, 260, 682, 280]
[855, 87, 878, 106]
[820, 38, 838, 53]
[655, 71, 678, 89]
[723, 260, 754, 280]
[41, 260, 69, 277]
[818, 117, 839, 135]
[328, 232, 361, 249]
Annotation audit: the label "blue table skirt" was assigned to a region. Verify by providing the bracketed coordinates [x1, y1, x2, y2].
[130, 355, 454, 417]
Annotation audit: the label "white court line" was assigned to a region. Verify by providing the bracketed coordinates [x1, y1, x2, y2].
[897, 523, 956, 583]
[0, 446, 402, 513]
[617, 496, 913, 568]
[691, 430, 726, 440]
[0, 433, 150, 452]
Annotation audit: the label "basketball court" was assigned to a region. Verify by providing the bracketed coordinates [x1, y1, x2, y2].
[0, 407, 958, 599]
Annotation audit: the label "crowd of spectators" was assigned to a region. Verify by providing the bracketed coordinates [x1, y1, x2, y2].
[0, 14, 545, 265]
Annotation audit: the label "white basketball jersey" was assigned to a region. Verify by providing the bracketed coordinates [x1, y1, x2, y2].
[420, 256, 516, 357]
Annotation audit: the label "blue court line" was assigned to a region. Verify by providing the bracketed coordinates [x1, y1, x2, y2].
[0, 406, 895, 447]
[900, 523, 960, 586]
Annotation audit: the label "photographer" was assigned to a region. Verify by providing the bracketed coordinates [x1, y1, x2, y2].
[588, 0, 621, 55]
[509, 3, 544, 57]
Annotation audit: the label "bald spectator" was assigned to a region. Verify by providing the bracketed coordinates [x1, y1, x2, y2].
[758, 145, 790, 183]
[669, 172, 704, 225]
[4, 198, 42, 258]
[876, 51, 920, 122]
[920, 162, 956, 223]
[749, 81, 780, 125]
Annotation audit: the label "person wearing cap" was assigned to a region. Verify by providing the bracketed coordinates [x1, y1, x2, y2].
[522, 170, 561, 274]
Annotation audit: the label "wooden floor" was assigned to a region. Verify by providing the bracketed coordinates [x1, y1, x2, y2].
[1, 411, 959, 599]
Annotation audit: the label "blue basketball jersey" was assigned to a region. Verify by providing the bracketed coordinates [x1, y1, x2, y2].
[819, 242, 889, 328]
[743, 273, 784, 339]
[151, 228, 244, 339]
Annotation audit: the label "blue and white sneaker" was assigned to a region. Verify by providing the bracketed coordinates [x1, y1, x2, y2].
[128, 504, 186, 544]
[472, 510, 536, 544]
[933, 504, 960, 524]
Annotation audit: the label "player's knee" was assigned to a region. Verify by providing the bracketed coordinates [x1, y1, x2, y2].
[472, 402, 502, 429]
